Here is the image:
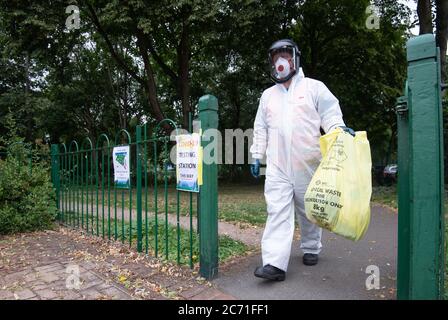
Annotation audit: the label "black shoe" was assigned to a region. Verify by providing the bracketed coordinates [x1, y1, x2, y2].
[254, 264, 286, 281]
[303, 253, 319, 266]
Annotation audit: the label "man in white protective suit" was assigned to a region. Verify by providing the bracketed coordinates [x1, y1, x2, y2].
[250, 39, 355, 281]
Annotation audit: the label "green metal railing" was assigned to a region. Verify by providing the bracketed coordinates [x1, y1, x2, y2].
[51, 95, 220, 278]
[52, 121, 198, 267]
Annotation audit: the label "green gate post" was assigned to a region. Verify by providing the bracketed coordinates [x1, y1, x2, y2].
[136, 125, 143, 252]
[51, 144, 61, 219]
[396, 88, 410, 299]
[198, 94, 219, 280]
[396, 34, 445, 300]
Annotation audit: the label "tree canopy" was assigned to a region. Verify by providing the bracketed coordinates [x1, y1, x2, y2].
[1, 0, 443, 170]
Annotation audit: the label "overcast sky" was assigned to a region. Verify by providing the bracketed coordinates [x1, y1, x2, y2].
[399, 0, 419, 35]
[399, 0, 448, 53]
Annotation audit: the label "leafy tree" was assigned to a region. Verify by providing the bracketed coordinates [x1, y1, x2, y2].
[289, 0, 410, 165]
[0, 0, 413, 174]
[0, 114, 57, 234]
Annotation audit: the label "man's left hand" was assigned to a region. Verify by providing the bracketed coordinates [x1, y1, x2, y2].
[339, 126, 355, 137]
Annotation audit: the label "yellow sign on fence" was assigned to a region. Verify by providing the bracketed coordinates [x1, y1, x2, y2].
[176, 133, 202, 192]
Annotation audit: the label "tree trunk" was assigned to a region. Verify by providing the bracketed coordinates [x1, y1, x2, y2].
[436, 0, 448, 82]
[86, 4, 169, 131]
[122, 68, 129, 129]
[385, 127, 396, 167]
[417, 0, 433, 34]
[107, 65, 127, 130]
[308, 29, 318, 77]
[178, 21, 191, 129]
[135, 31, 168, 127]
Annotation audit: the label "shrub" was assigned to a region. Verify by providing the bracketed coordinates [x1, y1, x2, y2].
[0, 150, 57, 234]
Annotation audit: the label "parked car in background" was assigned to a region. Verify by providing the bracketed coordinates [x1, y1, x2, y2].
[383, 164, 397, 185]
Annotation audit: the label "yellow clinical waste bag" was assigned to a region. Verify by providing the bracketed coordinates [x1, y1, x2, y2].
[304, 128, 372, 241]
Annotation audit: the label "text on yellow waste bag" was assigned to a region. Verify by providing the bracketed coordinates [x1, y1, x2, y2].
[304, 128, 372, 241]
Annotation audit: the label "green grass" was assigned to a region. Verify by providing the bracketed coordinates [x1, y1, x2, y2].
[61, 183, 267, 226]
[371, 186, 398, 209]
[218, 184, 266, 225]
[371, 185, 448, 214]
[61, 211, 249, 267]
[219, 201, 267, 225]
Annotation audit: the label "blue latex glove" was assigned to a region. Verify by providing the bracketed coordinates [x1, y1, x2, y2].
[250, 159, 261, 178]
[339, 126, 355, 137]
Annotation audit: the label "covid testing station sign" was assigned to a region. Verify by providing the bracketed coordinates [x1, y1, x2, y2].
[113, 146, 130, 189]
[176, 134, 202, 192]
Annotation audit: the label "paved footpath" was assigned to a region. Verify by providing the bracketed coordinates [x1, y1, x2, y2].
[0, 227, 233, 300]
[213, 204, 398, 300]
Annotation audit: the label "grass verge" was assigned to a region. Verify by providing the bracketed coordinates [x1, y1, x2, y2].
[61, 183, 267, 226]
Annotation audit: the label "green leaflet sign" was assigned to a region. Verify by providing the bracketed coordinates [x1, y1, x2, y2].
[113, 146, 130, 189]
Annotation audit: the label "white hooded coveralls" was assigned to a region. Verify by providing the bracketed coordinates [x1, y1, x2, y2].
[250, 68, 345, 271]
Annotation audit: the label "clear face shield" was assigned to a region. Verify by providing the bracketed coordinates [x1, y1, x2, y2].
[268, 46, 299, 84]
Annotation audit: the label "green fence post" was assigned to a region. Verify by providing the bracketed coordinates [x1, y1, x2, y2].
[136, 125, 143, 252]
[51, 144, 61, 219]
[396, 86, 411, 300]
[198, 94, 219, 280]
[396, 34, 445, 300]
